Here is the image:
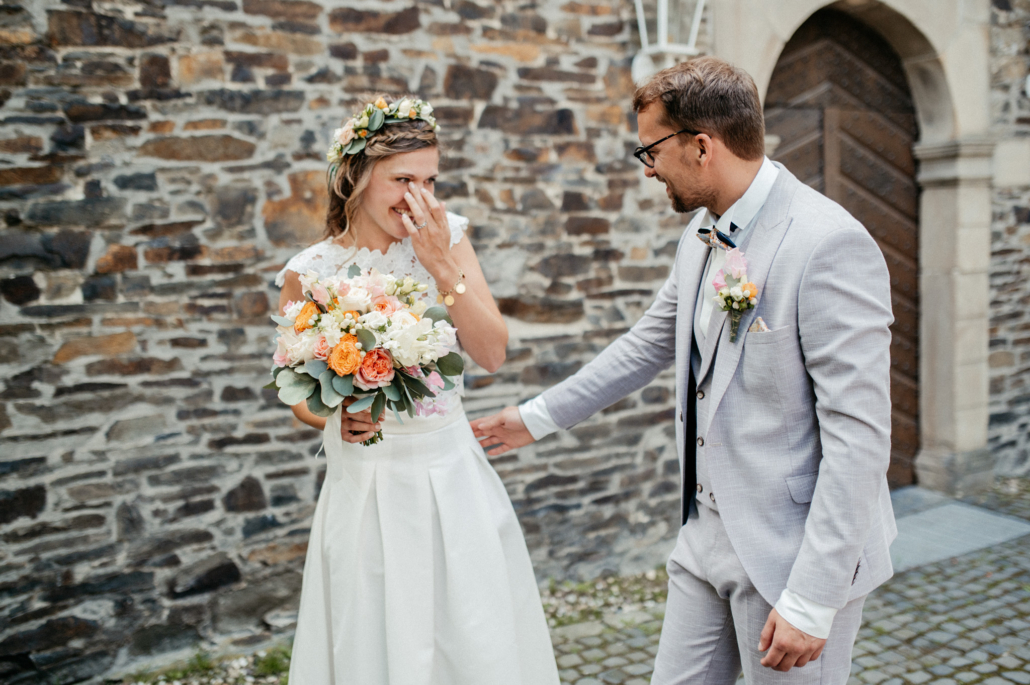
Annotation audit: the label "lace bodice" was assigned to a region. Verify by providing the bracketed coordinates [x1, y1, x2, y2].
[276, 212, 470, 417]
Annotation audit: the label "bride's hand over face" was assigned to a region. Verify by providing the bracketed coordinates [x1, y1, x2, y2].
[400, 182, 458, 284]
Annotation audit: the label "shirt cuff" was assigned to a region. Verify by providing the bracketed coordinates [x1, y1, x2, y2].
[518, 395, 560, 441]
[774, 588, 837, 640]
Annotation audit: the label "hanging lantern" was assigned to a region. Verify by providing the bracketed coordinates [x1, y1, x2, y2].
[631, 0, 706, 83]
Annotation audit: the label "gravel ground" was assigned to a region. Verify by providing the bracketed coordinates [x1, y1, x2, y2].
[120, 478, 1030, 685]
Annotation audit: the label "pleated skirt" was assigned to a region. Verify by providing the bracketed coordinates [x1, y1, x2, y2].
[288, 405, 560, 685]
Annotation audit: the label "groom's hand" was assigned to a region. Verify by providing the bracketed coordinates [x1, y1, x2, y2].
[758, 608, 826, 672]
[470, 406, 535, 456]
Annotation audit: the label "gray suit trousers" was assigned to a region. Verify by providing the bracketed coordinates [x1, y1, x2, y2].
[652, 508, 866, 685]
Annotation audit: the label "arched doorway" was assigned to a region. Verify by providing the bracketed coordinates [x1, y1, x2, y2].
[764, 8, 920, 488]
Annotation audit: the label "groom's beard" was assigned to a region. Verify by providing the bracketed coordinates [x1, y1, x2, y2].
[659, 176, 716, 214]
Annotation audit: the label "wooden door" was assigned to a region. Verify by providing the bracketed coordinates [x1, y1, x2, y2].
[764, 9, 920, 488]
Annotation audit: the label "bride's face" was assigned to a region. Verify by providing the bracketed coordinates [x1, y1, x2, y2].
[357, 146, 440, 242]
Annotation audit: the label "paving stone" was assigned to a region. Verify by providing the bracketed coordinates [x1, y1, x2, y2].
[1003, 672, 1030, 684]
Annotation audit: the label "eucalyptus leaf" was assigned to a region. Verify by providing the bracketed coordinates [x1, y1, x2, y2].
[319, 370, 345, 408]
[436, 352, 464, 377]
[271, 315, 293, 327]
[384, 117, 406, 124]
[262, 379, 278, 390]
[306, 391, 334, 418]
[348, 264, 362, 278]
[347, 395, 376, 413]
[392, 405, 405, 424]
[441, 375, 455, 391]
[275, 367, 300, 388]
[305, 360, 328, 378]
[345, 138, 367, 155]
[400, 380, 416, 417]
[272, 365, 285, 379]
[371, 391, 386, 423]
[278, 374, 316, 405]
[331, 374, 354, 396]
[423, 306, 453, 325]
[402, 373, 433, 398]
[383, 383, 401, 402]
[356, 329, 376, 352]
[368, 108, 385, 131]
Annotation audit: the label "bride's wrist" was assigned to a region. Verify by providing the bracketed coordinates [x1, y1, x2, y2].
[431, 259, 460, 288]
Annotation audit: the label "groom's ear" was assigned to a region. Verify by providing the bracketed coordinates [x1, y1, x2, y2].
[695, 133, 714, 167]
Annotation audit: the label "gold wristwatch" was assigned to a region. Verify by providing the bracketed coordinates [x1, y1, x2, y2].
[437, 269, 466, 306]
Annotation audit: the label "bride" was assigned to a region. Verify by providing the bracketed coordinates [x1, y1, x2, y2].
[275, 95, 560, 685]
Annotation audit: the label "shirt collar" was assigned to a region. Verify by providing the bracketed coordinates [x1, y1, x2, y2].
[697, 156, 779, 239]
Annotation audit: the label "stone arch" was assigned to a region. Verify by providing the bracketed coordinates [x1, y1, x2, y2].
[710, 0, 995, 493]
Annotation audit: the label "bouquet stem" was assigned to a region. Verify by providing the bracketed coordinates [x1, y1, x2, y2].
[361, 430, 384, 446]
[729, 311, 743, 343]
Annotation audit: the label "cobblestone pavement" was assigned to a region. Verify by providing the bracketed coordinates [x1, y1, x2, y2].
[123, 478, 1030, 685]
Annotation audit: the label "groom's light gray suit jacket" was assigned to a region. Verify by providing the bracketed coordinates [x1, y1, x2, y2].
[541, 167, 897, 610]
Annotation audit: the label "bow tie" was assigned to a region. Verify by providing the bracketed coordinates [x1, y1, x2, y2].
[697, 222, 738, 251]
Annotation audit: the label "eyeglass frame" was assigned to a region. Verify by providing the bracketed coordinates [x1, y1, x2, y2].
[633, 127, 702, 168]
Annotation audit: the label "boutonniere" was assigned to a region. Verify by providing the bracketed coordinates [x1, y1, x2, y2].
[712, 248, 758, 343]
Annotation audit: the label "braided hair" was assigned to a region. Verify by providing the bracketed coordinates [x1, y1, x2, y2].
[325, 95, 439, 243]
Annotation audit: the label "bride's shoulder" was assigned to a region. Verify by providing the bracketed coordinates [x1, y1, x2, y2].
[274, 239, 350, 288]
[445, 211, 469, 247]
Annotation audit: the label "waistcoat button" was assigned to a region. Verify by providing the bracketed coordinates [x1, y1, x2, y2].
[697, 437, 704, 447]
[697, 390, 705, 400]
[696, 483, 703, 493]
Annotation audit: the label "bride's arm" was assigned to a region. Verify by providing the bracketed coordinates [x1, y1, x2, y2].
[400, 186, 507, 373]
[278, 270, 381, 442]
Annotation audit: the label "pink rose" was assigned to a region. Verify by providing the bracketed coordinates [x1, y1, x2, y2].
[273, 349, 290, 367]
[372, 295, 403, 316]
[724, 248, 748, 280]
[354, 348, 396, 390]
[312, 334, 330, 361]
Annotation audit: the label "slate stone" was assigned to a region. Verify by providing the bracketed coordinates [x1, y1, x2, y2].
[443, 64, 498, 100]
[498, 296, 584, 323]
[139, 135, 256, 161]
[40, 651, 116, 684]
[64, 102, 147, 123]
[113, 172, 157, 191]
[329, 6, 420, 33]
[0, 275, 40, 305]
[479, 105, 576, 135]
[170, 552, 241, 597]
[3, 514, 106, 543]
[1, 366, 45, 400]
[81, 275, 116, 301]
[210, 183, 257, 228]
[0, 485, 46, 525]
[201, 88, 305, 114]
[0, 616, 99, 657]
[129, 623, 201, 656]
[28, 198, 124, 227]
[329, 42, 358, 59]
[50, 124, 85, 151]
[536, 254, 592, 279]
[112, 454, 180, 476]
[139, 53, 171, 89]
[0, 457, 47, 478]
[127, 529, 214, 566]
[147, 465, 221, 487]
[242, 514, 281, 538]
[213, 570, 302, 633]
[47, 10, 179, 47]
[223, 475, 267, 512]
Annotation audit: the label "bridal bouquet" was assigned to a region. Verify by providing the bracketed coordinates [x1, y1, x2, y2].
[712, 248, 758, 343]
[268, 266, 464, 445]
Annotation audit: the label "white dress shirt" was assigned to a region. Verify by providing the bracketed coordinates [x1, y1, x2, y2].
[518, 157, 837, 639]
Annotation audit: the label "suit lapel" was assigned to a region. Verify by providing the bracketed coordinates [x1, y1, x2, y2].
[702, 173, 798, 429]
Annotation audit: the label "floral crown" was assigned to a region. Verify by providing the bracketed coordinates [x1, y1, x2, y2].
[327, 96, 438, 168]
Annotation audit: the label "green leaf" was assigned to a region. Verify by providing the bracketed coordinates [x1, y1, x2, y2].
[441, 375, 455, 391]
[384, 117, 407, 124]
[262, 379, 278, 390]
[423, 306, 453, 325]
[331, 374, 354, 396]
[345, 138, 367, 155]
[272, 365, 286, 379]
[724, 274, 740, 289]
[436, 352, 464, 377]
[356, 329, 376, 351]
[319, 370, 345, 408]
[276, 368, 316, 405]
[392, 404, 405, 424]
[371, 391, 386, 423]
[383, 383, 401, 402]
[368, 108, 385, 132]
[271, 315, 293, 327]
[347, 395, 375, 413]
[306, 391, 334, 417]
[399, 380, 416, 417]
[304, 360, 328, 378]
[401, 372, 434, 399]
[348, 264, 362, 278]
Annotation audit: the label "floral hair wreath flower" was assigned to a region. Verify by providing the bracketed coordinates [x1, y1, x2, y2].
[327, 96, 438, 171]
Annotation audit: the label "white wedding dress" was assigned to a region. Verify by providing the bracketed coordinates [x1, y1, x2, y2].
[275, 213, 560, 685]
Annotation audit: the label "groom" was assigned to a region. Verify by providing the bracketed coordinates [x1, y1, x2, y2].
[471, 57, 897, 684]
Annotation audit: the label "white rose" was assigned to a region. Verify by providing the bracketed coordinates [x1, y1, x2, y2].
[360, 310, 388, 330]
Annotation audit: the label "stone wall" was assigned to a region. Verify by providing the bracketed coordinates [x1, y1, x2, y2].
[0, 0, 713, 679]
[988, 0, 1030, 476]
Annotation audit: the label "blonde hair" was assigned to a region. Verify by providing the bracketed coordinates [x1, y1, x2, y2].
[324, 95, 439, 243]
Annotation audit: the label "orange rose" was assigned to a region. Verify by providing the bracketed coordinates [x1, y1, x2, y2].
[327, 335, 361, 376]
[294, 301, 320, 334]
[354, 348, 395, 390]
[742, 282, 758, 299]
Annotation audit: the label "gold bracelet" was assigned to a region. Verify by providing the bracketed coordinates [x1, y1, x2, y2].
[437, 269, 466, 306]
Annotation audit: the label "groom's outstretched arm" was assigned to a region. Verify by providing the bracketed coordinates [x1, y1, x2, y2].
[473, 230, 687, 453]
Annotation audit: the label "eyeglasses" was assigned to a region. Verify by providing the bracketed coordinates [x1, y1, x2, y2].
[633, 128, 701, 168]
